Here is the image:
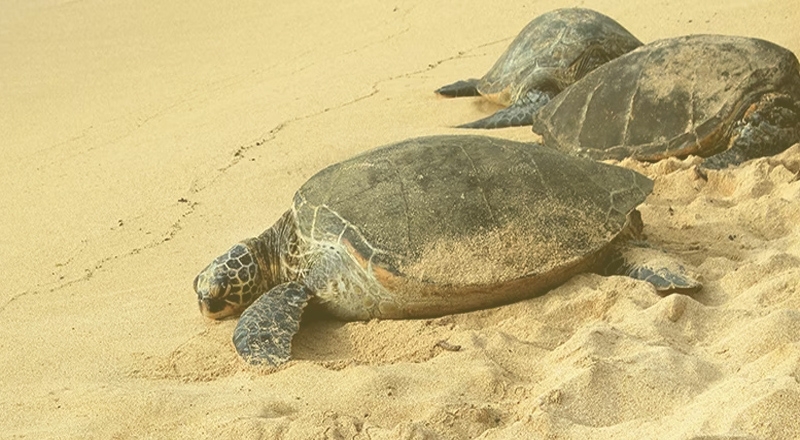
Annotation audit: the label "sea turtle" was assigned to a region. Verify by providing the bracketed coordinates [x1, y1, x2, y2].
[531, 34, 800, 169]
[436, 8, 642, 129]
[194, 135, 699, 366]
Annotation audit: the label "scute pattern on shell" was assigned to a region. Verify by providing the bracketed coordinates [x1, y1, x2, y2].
[292, 135, 652, 289]
[532, 34, 800, 161]
[478, 8, 642, 105]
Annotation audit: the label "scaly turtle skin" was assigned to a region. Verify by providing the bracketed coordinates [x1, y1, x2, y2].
[531, 34, 800, 169]
[194, 135, 699, 366]
[436, 8, 642, 129]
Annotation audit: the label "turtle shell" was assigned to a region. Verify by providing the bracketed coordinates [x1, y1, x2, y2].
[478, 8, 642, 106]
[291, 135, 651, 317]
[531, 34, 800, 161]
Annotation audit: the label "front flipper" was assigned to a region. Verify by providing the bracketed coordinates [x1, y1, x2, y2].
[606, 244, 701, 294]
[702, 93, 800, 170]
[232, 282, 312, 366]
[435, 78, 481, 97]
[457, 89, 553, 129]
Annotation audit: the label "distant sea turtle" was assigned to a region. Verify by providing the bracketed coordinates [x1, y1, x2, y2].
[436, 8, 642, 129]
[531, 34, 800, 169]
[194, 135, 699, 366]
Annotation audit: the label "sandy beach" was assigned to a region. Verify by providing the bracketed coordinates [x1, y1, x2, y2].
[2, 0, 799, 438]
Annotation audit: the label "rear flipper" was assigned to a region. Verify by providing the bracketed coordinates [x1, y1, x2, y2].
[457, 89, 554, 129]
[702, 93, 800, 170]
[435, 78, 481, 97]
[605, 243, 701, 294]
[232, 282, 311, 366]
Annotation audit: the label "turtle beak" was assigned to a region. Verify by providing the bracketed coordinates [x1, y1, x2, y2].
[198, 297, 232, 319]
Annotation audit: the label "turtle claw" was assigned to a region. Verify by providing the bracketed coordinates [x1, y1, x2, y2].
[693, 165, 709, 181]
[233, 282, 311, 366]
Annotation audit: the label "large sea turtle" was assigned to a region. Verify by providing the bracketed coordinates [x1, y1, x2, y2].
[194, 135, 699, 366]
[531, 34, 800, 169]
[436, 8, 642, 129]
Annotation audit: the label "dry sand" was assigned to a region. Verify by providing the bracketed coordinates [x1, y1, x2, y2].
[2, 1, 799, 438]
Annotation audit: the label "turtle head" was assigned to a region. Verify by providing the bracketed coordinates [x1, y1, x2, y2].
[194, 243, 263, 319]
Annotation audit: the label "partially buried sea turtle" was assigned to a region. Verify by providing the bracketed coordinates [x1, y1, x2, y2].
[531, 34, 800, 169]
[436, 8, 642, 129]
[194, 135, 700, 366]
